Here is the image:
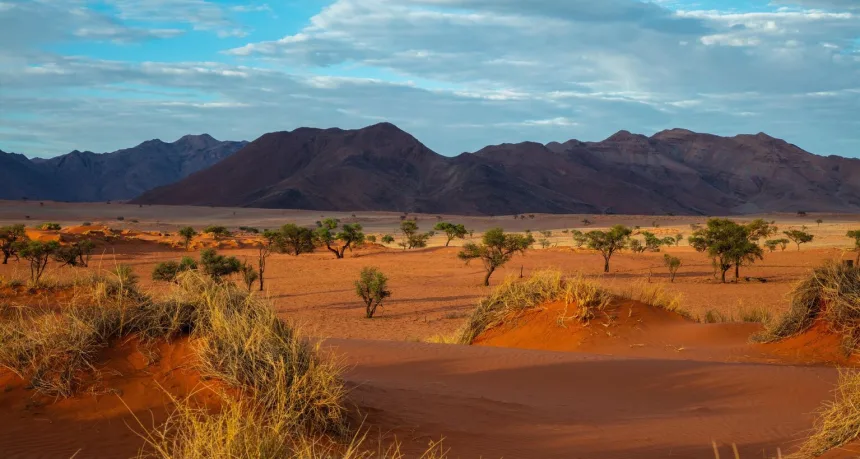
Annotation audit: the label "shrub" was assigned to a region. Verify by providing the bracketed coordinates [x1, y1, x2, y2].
[239, 226, 260, 234]
[278, 224, 316, 256]
[239, 262, 259, 292]
[397, 220, 432, 250]
[152, 257, 198, 283]
[664, 254, 681, 282]
[458, 228, 534, 286]
[754, 261, 860, 352]
[0, 224, 27, 264]
[82, 222, 92, 226]
[178, 227, 197, 250]
[15, 240, 60, 284]
[365, 234, 377, 243]
[381, 234, 395, 244]
[53, 240, 95, 268]
[355, 267, 391, 318]
[38, 222, 61, 231]
[584, 225, 632, 273]
[204, 225, 232, 240]
[117, 216, 125, 221]
[200, 249, 241, 281]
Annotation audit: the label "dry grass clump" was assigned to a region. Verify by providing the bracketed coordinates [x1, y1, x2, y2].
[789, 369, 860, 458]
[700, 306, 771, 325]
[457, 270, 612, 344]
[615, 280, 693, 321]
[754, 261, 860, 351]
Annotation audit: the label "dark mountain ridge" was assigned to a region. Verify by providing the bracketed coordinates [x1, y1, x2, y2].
[132, 123, 860, 215]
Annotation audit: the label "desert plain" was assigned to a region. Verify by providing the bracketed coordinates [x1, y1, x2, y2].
[2, 200, 860, 459]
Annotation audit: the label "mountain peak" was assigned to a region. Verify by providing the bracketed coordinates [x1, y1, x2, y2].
[175, 133, 219, 149]
[604, 130, 648, 143]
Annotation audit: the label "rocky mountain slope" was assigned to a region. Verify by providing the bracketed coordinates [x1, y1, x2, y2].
[131, 123, 860, 215]
[0, 135, 247, 202]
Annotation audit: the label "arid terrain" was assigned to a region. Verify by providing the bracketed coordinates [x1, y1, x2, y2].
[2, 200, 860, 458]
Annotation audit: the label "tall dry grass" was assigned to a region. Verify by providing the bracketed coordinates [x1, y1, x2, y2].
[456, 270, 612, 344]
[789, 369, 860, 458]
[754, 261, 860, 353]
[614, 280, 693, 321]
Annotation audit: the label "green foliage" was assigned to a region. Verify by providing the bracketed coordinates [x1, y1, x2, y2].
[314, 218, 364, 259]
[458, 228, 535, 286]
[381, 234, 395, 244]
[664, 254, 681, 283]
[239, 226, 260, 234]
[784, 227, 815, 251]
[15, 240, 60, 284]
[38, 223, 61, 231]
[688, 218, 764, 283]
[152, 257, 198, 283]
[200, 249, 241, 281]
[674, 233, 683, 246]
[640, 231, 665, 252]
[354, 267, 391, 318]
[178, 227, 197, 250]
[434, 222, 468, 247]
[745, 218, 778, 242]
[0, 224, 27, 264]
[277, 224, 316, 256]
[53, 240, 95, 268]
[570, 230, 586, 248]
[203, 225, 232, 240]
[629, 239, 646, 254]
[584, 225, 633, 273]
[398, 220, 432, 250]
[239, 262, 259, 292]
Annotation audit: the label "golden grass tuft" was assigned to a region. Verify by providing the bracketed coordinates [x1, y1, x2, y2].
[457, 270, 612, 344]
[789, 369, 860, 458]
[754, 261, 860, 352]
[614, 280, 693, 321]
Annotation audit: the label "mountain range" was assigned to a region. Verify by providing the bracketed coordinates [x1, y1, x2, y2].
[0, 135, 247, 202]
[132, 123, 860, 215]
[4, 123, 859, 215]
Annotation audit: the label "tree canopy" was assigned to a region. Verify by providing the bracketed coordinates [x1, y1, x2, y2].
[458, 228, 534, 286]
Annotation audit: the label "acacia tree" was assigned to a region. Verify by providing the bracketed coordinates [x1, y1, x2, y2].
[355, 266, 391, 318]
[315, 218, 365, 259]
[745, 219, 778, 244]
[203, 225, 231, 240]
[178, 227, 197, 250]
[664, 254, 681, 283]
[458, 228, 534, 286]
[784, 227, 814, 251]
[398, 220, 432, 249]
[434, 222, 468, 247]
[240, 262, 259, 292]
[16, 240, 60, 284]
[280, 224, 316, 256]
[53, 240, 95, 267]
[584, 225, 632, 273]
[689, 219, 763, 283]
[200, 248, 241, 281]
[847, 230, 860, 265]
[0, 224, 27, 264]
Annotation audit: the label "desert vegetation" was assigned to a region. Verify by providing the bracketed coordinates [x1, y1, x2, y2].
[355, 267, 391, 318]
[458, 228, 534, 286]
[316, 218, 365, 259]
[584, 225, 632, 273]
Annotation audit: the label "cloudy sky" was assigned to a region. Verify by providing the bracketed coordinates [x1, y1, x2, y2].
[1, 0, 858, 158]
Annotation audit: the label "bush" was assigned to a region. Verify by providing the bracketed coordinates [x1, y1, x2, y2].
[355, 267, 391, 318]
[82, 222, 92, 226]
[664, 254, 681, 282]
[0, 224, 27, 264]
[381, 234, 395, 244]
[38, 222, 61, 231]
[116, 216, 125, 221]
[365, 234, 377, 243]
[200, 249, 241, 281]
[239, 262, 259, 292]
[53, 240, 95, 268]
[152, 257, 198, 283]
[204, 225, 232, 240]
[754, 261, 860, 353]
[178, 227, 197, 250]
[15, 240, 60, 284]
[239, 226, 260, 234]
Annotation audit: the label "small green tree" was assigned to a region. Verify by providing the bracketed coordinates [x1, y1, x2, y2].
[355, 267, 391, 318]
[279, 224, 316, 256]
[398, 220, 432, 250]
[203, 225, 231, 240]
[641, 231, 664, 252]
[816, 219, 823, 227]
[458, 228, 534, 286]
[538, 230, 553, 249]
[366, 235, 377, 243]
[381, 234, 395, 244]
[53, 240, 95, 267]
[764, 240, 779, 253]
[571, 230, 586, 248]
[847, 230, 860, 265]
[629, 239, 646, 254]
[15, 240, 60, 284]
[0, 224, 27, 264]
[664, 254, 681, 282]
[38, 223, 61, 231]
[584, 225, 632, 273]
[152, 257, 198, 282]
[178, 227, 197, 250]
[240, 262, 259, 292]
[315, 218, 364, 259]
[784, 227, 814, 251]
[745, 219, 778, 243]
[674, 233, 683, 247]
[434, 222, 468, 247]
[257, 230, 283, 292]
[200, 248, 241, 281]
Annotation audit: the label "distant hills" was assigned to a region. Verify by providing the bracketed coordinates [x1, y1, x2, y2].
[0, 135, 247, 202]
[132, 123, 860, 215]
[4, 123, 860, 215]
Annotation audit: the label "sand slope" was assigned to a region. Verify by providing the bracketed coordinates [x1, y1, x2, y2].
[333, 339, 837, 459]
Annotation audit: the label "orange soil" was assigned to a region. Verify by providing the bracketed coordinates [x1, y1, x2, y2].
[0, 337, 221, 459]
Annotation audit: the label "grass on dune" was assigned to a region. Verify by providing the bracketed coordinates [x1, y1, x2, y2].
[788, 369, 860, 459]
[754, 261, 860, 353]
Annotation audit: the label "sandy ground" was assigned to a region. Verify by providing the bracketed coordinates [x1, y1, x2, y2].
[2, 201, 860, 457]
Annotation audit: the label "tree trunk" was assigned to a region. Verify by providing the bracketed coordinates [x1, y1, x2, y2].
[721, 269, 727, 283]
[735, 263, 740, 280]
[856, 250, 859, 267]
[603, 257, 610, 273]
[483, 267, 495, 286]
[445, 238, 451, 247]
[258, 252, 266, 292]
[2, 252, 7, 264]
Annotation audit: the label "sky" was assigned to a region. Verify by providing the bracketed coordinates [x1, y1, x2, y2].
[0, 0, 858, 158]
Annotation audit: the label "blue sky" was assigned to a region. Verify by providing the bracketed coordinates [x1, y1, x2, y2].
[0, 0, 858, 158]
